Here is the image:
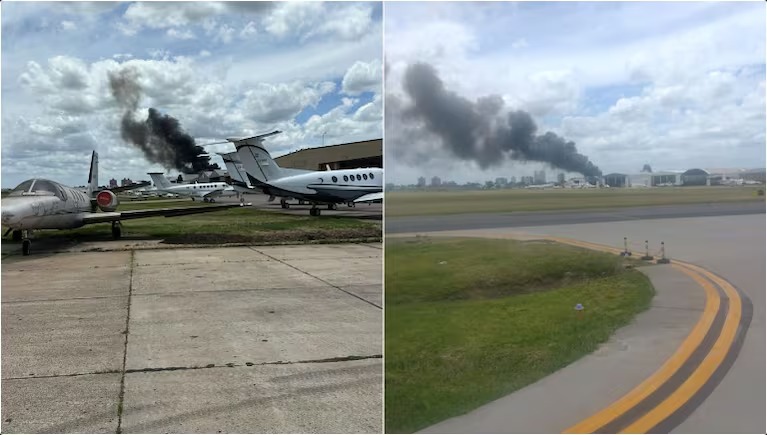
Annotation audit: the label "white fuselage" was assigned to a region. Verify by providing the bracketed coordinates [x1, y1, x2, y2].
[258, 168, 383, 203]
[155, 182, 236, 199]
[2, 183, 93, 230]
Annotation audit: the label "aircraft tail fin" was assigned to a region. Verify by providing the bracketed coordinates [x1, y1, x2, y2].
[87, 151, 98, 197]
[219, 152, 248, 185]
[234, 140, 288, 184]
[148, 172, 172, 189]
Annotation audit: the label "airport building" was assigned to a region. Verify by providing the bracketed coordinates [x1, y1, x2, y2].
[604, 173, 628, 188]
[274, 138, 382, 171]
[680, 168, 709, 186]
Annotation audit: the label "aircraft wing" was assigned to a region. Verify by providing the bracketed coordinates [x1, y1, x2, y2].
[107, 181, 151, 193]
[353, 192, 383, 203]
[81, 202, 251, 225]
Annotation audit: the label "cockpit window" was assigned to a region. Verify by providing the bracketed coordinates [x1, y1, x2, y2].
[9, 180, 35, 195]
[8, 179, 62, 199]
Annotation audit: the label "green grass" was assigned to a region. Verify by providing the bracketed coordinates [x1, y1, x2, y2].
[386, 186, 764, 217]
[3, 200, 380, 245]
[385, 238, 655, 433]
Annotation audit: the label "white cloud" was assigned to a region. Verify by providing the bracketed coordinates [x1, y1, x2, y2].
[263, 2, 373, 41]
[60, 20, 76, 31]
[342, 59, 382, 96]
[240, 81, 336, 124]
[166, 28, 196, 40]
[240, 21, 258, 39]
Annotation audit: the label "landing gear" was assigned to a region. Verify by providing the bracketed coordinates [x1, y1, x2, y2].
[310, 207, 321, 217]
[327, 204, 337, 211]
[21, 230, 31, 256]
[347, 202, 356, 208]
[12, 230, 22, 242]
[280, 199, 290, 209]
[191, 197, 196, 201]
[111, 221, 122, 239]
[203, 198, 210, 203]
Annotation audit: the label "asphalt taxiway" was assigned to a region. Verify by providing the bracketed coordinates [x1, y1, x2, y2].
[386, 201, 763, 233]
[1, 243, 382, 433]
[408, 212, 764, 433]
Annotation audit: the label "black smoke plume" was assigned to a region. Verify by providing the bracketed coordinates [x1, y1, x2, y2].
[401, 63, 601, 177]
[108, 68, 219, 174]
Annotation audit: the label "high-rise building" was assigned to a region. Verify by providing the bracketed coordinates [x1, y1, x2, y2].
[109, 178, 118, 188]
[521, 175, 534, 185]
[417, 176, 426, 187]
[534, 170, 546, 184]
[557, 173, 565, 184]
[431, 176, 441, 187]
[510, 176, 517, 184]
[121, 177, 133, 186]
[495, 177, 508, 186]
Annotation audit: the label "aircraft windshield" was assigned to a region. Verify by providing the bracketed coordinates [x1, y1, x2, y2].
[7, 179, 60, 198]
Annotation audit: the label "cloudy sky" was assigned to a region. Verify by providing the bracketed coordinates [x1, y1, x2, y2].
[385, 2, 766, 185]
[2, 1, 382, 188]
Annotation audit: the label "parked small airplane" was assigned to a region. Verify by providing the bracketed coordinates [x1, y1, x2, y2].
[2, 151, 250, 255]
[224, 131, 383, 216]
[147, 173, 237, 202]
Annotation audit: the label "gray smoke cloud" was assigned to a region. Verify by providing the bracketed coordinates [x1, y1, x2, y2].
[108, 67, 218, 174]
[400, 62, 601, 177]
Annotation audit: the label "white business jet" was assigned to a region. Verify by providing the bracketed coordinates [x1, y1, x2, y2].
[147, 173, 236, 202]
[223, 131, 383, 216]
[2, 151, 250, 255]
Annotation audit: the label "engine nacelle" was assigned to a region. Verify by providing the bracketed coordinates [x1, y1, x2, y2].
[96, 190, 119, 212]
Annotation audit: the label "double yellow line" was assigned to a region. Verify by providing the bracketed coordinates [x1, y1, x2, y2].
[546, 237, 746, 434]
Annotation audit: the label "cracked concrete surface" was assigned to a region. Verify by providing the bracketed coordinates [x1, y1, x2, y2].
[1, 243, 382, 434]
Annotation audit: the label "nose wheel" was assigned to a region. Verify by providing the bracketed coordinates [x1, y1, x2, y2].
[19, 230, 31, 256]
[111, 221, 122, 239]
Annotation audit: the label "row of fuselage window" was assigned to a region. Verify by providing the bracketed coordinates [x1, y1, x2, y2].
[188, 184, 223, 190]
[333, 173, 375, 184]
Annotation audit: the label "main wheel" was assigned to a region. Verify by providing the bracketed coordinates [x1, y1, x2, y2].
[22, 239, 31, 256]
[327, 204, 337, 210]
[112, 222, 122, 239]
[281, 201, 289, 209]
[310, 208, 321, 216]
[12, 230, 22, 242]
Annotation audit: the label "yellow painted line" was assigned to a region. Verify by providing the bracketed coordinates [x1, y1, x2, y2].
[619, 263, 742, 433]
[542, 236, 742, 434]
[561, 263, 720, 433]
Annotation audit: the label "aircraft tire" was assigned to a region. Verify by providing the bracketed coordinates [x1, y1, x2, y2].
[12, 230, 22, 242]
[112, 222, 122, 239]
[22, 239, 31, 256]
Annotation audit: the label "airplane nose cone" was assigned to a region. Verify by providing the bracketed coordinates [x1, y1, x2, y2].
[1, 202, 28, 227]
[2, 207, 20, 226]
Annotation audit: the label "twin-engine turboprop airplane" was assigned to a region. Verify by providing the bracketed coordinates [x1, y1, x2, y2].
[221, 131, 383, 216]
[2, 151, 250, 255]
[147, 173, 237, 202]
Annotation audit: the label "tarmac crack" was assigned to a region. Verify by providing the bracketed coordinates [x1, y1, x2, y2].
[248, 246, 382, 309]
[1, 294, 128, 304]
[115, 250, 135, 434]
[123, 354, 383, 374]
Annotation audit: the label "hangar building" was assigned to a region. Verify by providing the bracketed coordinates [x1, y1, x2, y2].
[275, 139, 382, 171]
